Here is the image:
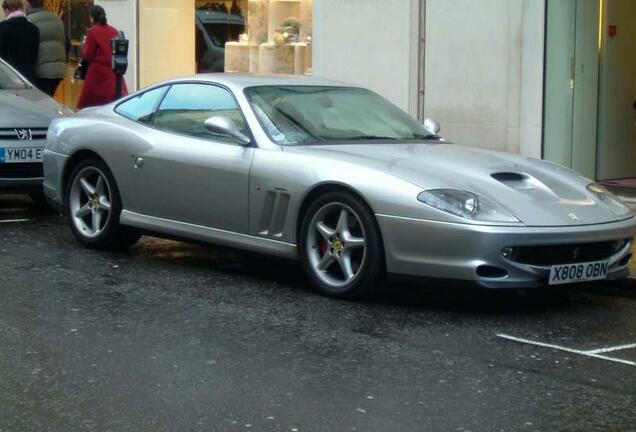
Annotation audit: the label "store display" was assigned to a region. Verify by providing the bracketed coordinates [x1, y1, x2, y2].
[224, 0, 312, 75]
[300, 0, 312, 42]
[247, 0, 269, 45]
[230, 0, 243, 16]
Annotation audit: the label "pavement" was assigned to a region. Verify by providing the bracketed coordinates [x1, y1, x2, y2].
[1, 194, 636, 432]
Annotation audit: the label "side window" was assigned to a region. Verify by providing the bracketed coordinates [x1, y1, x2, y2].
[115, 86, 166, 124]
[153, 83, 247, 142]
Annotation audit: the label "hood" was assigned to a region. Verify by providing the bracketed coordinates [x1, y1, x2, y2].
[285, 143, 630, 227]
[0, 88, 66, 128]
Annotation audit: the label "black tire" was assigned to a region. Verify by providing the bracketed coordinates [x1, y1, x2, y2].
[299, 191, 384, 300]
[65, 157, 140, 250]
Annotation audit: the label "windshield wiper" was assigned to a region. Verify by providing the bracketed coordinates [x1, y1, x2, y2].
[341, 135, 400, 141]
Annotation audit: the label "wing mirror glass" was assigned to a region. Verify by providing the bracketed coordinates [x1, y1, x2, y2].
[204, 116, 251, 145]
[423, 117, 441, 137]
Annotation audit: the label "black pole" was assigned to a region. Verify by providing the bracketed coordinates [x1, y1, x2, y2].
[115, 74, 123, 99]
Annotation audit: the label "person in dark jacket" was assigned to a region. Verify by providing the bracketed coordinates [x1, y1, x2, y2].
[25, 0, 66, 96]
[76, 5, 127, 109]
[0, 0, 39, 82]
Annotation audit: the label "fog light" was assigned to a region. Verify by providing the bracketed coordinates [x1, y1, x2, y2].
[502, 247, 514, 258]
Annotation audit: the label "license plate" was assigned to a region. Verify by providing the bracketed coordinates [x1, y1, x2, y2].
[0, 147, 43, 163]
[549, 261, 608, 285]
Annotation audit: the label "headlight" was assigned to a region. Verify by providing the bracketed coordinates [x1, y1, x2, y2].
[417, 189, 520, 223]
[587, 183, 632, 219]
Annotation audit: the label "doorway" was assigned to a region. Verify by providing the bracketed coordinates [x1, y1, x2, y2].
[543, 0, 636, 181]
[48, 0, 93, 109]
[596, 0, 636, 180]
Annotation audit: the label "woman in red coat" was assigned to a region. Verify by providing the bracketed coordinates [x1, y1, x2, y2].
[76, 5, 127, 109]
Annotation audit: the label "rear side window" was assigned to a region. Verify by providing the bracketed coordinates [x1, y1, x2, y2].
[115, 86, 167, 124]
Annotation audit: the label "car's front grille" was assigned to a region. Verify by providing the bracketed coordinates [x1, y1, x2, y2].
[506, 240, 629, 266]
[0, 127, 48, 141]
[0, 162, 43, 178]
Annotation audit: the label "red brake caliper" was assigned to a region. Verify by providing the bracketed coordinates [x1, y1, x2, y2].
[320, 238, 328, 256]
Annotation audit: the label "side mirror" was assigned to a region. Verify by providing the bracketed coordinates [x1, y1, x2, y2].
[204, 116, 251, 146]
[423, 117, 441, 136]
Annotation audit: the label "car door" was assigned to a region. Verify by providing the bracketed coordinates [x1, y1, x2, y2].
[132, 82, 254, 234]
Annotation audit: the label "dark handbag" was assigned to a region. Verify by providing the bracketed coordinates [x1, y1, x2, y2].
[74, 58, 89, 80]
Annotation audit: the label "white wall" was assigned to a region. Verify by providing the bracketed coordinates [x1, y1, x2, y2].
[137, 0, 195, 88]
[424, 0, 543, 157]
[313, 0, 420, 116]
[96, 0, 138, 90]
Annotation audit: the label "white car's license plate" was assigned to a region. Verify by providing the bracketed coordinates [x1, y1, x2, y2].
[0, 147, 43, 163]
[549, 261, 608, 285]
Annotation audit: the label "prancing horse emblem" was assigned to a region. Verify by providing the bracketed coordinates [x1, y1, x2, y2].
[568, 213, 580, 221]
[15, 129, 32, 141]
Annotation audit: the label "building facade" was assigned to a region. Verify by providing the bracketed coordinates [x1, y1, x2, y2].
[10, 0, 634, 182]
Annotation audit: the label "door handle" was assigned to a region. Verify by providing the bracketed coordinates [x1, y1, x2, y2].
[134, 157, 144, 168]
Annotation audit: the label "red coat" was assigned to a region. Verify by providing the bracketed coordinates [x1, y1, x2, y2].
[76, 23, 128, 109]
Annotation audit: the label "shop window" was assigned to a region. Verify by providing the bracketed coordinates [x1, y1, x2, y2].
[44, 0, 93, 109]
[195, 0, 312, 75]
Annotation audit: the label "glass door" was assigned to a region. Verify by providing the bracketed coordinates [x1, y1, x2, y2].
[544, 0, 600, 179]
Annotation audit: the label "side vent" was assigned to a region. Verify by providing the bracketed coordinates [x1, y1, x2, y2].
[258, 191, 291, 238]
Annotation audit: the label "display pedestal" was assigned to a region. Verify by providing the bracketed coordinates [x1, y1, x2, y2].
[225, 43, 258, 73]
[294, 43, 311, 75]
[258, 43, 295, 74]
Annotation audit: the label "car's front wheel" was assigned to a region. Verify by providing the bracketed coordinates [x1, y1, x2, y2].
[299, 192, 384, 299]
[65, 158, 139, 250]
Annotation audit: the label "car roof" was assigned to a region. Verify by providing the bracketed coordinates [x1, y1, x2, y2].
[195, 10, 244, 25]
[162, 74, 359, 91]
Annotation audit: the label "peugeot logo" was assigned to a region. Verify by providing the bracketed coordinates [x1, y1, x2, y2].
[14, 129, 32, 141]
[568, 213, 580, 221]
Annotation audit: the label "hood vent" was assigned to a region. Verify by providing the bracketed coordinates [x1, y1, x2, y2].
[491, 171, 559, 201]
[491, 172, 525, 183]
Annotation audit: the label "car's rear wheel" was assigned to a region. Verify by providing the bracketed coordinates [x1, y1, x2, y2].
[65, 158, 139, 250]
[299, 191, 384, 299]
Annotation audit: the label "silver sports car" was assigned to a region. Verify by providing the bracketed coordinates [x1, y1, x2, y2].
[0, 58, 68, 200]
[43, 75, 636, 299]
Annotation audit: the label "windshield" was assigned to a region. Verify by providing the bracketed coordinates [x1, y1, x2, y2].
[245, 86, 437, 145]
[0, 61, 29, 90]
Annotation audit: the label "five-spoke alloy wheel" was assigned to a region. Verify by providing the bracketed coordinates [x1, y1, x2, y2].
[69, 165, 112, 238]
[65, 158, 139, 249]
[300, 191, 384, 299]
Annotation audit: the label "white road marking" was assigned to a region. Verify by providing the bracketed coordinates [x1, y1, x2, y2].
[586, 343, 636, 355]
[496, 334, 636, 367]
[0, 219, 31, 223]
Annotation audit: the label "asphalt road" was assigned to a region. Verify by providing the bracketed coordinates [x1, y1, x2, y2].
[1, 194, 636, 432]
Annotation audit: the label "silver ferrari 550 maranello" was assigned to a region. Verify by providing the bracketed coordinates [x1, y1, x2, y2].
[0, 58, 68, 201]
[43, 74, 636, 299]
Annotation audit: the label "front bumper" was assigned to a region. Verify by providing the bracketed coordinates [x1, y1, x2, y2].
[0, 137, 46, 194]
[377, 214, 636, 288]
[0, 177, 43, 193]
[41, 149, 68, 211]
